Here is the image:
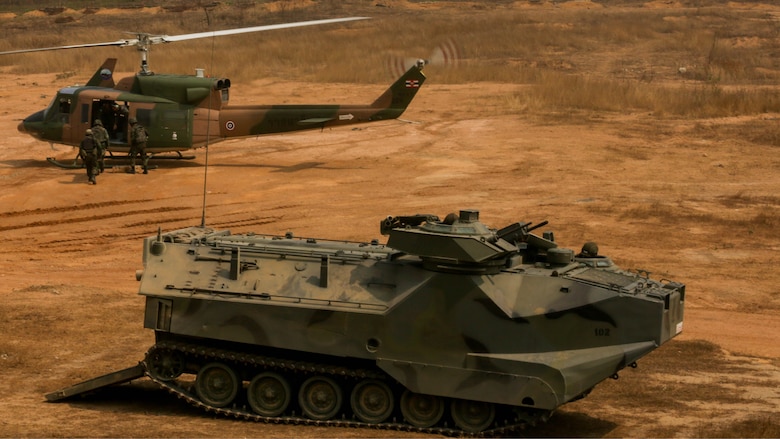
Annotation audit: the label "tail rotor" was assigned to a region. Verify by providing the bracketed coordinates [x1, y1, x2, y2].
[385, 38, 461, 78]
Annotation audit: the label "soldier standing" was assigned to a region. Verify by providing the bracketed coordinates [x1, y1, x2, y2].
[79, 129, 98, 185]
[91, 119, 109, 174]
[100, 101, 115, 138]
[129, 117, 149, 174]
[113, 103, 129, 141]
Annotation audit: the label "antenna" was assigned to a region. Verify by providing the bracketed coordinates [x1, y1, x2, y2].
[199, 141, 209, 227]
[200, 33, 217, 228]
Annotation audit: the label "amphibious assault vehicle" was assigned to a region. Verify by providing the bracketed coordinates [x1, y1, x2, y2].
[48, 209, 685, 435]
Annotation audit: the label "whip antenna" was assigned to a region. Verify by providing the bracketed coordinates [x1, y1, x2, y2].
[200, 28, 217, 228]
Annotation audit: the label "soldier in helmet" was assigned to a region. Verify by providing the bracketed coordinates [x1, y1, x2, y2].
[79, 129, 98, 185]
[129, 117, 149, 174]
[113, 102, 129, 142]
[91, 119, 109, 174]
[577, 241, 599, 258]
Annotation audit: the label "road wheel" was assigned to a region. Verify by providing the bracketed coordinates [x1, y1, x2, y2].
[247, 372, 291, 417]
[350, 379, 394, 423]
[146, 348, 184, 381]
[195, 362, 239, 408]
[399, 389, 444, 428]
[298, 376, 342, 420]
[450, 398, 495, 433]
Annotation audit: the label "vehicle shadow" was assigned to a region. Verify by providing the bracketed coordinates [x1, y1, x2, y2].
[53, 379, 200, 417]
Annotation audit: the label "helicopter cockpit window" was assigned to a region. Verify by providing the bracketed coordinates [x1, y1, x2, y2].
[46, 96, 71, 123]
[43, 97, 58, 120]
[51, 97, 72, 123]
[47, 88, 77, 123]
[58, 98, 71, 114]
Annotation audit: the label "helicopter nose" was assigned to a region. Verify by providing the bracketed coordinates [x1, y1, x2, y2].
[18, 110, 46, 139]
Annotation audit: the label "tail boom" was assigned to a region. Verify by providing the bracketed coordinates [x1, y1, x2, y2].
[216, 63, 426, 138]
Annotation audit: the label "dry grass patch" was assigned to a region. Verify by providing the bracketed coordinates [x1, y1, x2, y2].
[692, 117, 780, 147]
[0, 2, 779, 128]
[616, 201, 778, 237]
[550, 338, 780, 437]
[697, 416, 780, 438]
[592, 340, 765, 408]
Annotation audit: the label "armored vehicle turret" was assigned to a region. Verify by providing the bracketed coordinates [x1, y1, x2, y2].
[49, 209, 685, 435]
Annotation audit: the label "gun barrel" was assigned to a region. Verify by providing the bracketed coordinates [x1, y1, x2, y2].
[527, 220, 549, 233]
[496, 221, 532, 242]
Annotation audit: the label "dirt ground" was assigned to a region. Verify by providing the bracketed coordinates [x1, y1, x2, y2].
[1, 2, 780, 438]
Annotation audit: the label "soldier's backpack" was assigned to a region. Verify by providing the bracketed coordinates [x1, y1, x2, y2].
[133, 126, 148, 143]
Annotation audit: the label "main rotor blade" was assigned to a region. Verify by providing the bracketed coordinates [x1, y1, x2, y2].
[161, 17, 369, 43]
[0, 17, 369, 56]
[0, 40, 134, 55]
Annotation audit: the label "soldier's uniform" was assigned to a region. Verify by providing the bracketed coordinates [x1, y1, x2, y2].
[91, 119, 109, 174]
[79, 129, 98, 185]
[114, 103, 129, 142]
[129, 117, 149, 174]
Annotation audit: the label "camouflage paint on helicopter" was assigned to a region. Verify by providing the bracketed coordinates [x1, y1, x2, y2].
[18, 58, 426, 165]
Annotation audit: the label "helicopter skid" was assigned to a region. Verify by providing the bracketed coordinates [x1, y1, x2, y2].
[46, 157, 84, 169]
[47, 152, 196, 169]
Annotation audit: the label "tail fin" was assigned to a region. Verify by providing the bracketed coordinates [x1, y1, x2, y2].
[86, 58, 117, 88]
[370, 59, 427, 119]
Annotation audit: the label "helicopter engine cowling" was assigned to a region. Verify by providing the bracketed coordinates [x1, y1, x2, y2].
[186, 88, 210, 104]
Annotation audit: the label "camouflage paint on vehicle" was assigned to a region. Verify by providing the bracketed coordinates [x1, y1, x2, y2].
[17, 58, 426, 157]
[125, 209, 684, 433]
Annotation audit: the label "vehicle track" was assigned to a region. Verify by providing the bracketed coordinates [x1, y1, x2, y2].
[144, 341, 550, 438]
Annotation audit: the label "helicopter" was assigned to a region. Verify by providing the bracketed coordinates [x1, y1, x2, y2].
[1, 17, 427, 168]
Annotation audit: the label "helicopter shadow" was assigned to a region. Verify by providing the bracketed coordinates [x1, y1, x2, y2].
[209, 161, 359, 173]
[0, 158, 99, 185]
[124, 160, 327, 173]
[0, 159, 61, 169]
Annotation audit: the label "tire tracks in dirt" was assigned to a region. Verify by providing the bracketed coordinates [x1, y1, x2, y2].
[0, 206, 192, 233]
[0, 195, 304, 263]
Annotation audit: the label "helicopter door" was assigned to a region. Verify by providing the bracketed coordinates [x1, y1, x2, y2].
[71, 97, 97, 144]
[77, 102, 91, 142]
[51, 94, 73, 143]
[135, 106, 192, 149]
[91, 100, 125, 144]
